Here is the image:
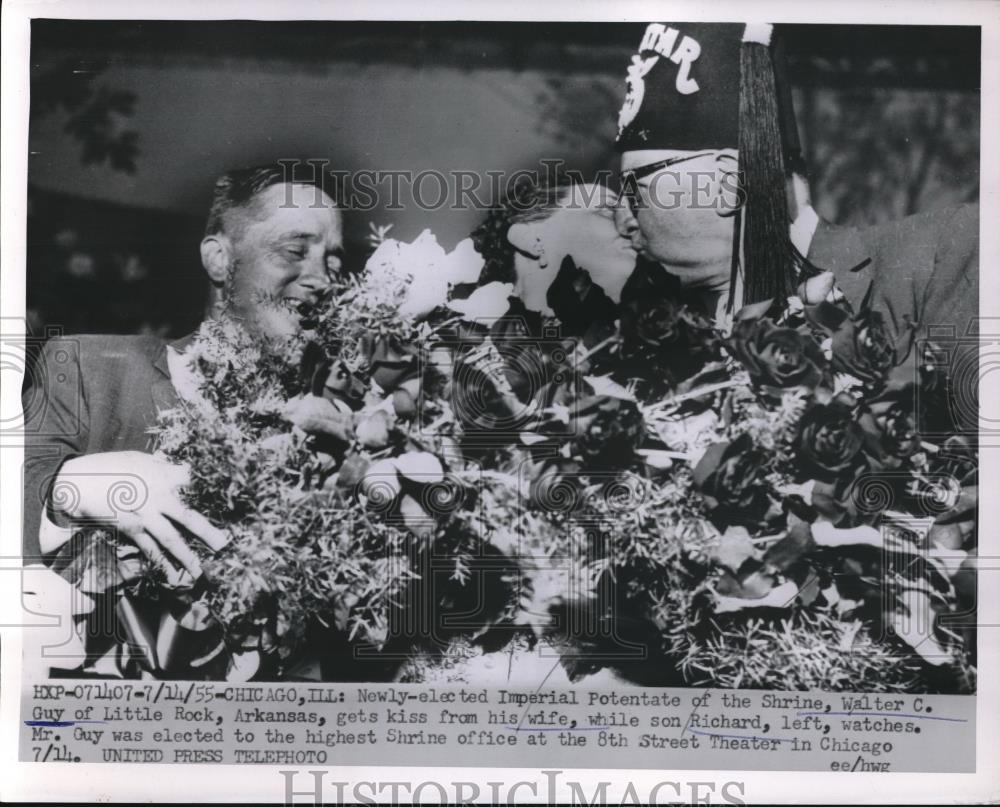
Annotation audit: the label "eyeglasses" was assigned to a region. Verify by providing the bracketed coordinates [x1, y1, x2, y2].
[619, 152, 716, 214]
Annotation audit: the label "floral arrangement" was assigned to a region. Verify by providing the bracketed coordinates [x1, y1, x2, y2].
[422, 259, 977, 692]
[60, 227, 976, 691]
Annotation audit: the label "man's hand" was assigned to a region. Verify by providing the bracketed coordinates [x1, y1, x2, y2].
[797, 270, 836, 304]
[48, 451, 228, 578]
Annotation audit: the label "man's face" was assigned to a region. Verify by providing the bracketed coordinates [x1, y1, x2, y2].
[615, 150, 734, 289]
[224, 183, 343, 338]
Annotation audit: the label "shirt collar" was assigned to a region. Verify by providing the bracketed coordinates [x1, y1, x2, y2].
[790, 204, 820, 257]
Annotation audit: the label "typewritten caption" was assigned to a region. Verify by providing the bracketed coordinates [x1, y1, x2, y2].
[21, 683, 975, 771]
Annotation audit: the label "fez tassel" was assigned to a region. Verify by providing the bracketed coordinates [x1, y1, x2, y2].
[738, 25, 798, 306]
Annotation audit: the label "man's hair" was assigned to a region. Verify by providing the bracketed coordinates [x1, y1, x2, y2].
[204, 162, 341, 237]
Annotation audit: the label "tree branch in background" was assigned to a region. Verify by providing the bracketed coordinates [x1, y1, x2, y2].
[31, 57, 139, 173]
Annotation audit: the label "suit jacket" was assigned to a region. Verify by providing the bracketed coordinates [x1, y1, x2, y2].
[21, 331, 400, 681]
[22, 333, 185, 560]
[808, 203, 979, 367]
[808, 203, 979, 433]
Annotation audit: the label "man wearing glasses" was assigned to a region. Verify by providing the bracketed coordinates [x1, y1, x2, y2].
[612, 22, 979, 418]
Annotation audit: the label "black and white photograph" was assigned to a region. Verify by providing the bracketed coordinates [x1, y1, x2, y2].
[2, 0, 997, 797]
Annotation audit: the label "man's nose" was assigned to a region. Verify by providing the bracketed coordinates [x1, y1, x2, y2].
[298, 258, 332, 294]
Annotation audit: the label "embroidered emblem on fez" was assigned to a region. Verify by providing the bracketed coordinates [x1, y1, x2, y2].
[615, 22, 742, 152]
[617, 54, 659, 138]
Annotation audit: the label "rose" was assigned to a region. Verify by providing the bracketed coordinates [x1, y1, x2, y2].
[619, 286, 717, 355]
[858, 387, 920, 467]
[618, 296, 720, 391]
[354, 409, 392, 449]
[299, 341, 365, 411]
[367, 230, 484, 320]
[833, 311, 895, 387]
[361, 334, 419, 394]
[534, 389, 643, 470]
[796, 395, 867, 481]
[569, 395, 644, 470]
[319, 360, 365, 410]
[692, 433, 770, 527]
[805, 301, 896, 389]
[620, 298, 682, 351]
[447, 281, 513, 321]
[726, 303, 827, 397]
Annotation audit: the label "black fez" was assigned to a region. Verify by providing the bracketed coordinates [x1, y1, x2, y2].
[615, 22, 805, 308]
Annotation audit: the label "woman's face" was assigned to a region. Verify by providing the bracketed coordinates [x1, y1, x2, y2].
[516, 183, 638, 305]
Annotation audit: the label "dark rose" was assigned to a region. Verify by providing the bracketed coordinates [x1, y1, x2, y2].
[361, 334, 419, 394]
[569, 395, 644, 470]
[620, 298, 681, 350]
[859, 387, 920, 467]
[797, 396, 867, 481]
[299, 341, 365, 411]
[916, 341, 978, 436]
[727, 303, 827, 396]
[619, 297, 720, 387]
[320, 360, 365, 410]
[805, 301, 896, 388]
[692, 433, 770, 526]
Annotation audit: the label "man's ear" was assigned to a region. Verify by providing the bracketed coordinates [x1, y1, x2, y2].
[200, 234, 232, 285]
[713, 150, 742, 218]
[506, 222, 542, 257]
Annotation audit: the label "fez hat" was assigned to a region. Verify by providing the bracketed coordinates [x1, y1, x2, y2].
[615, 22, 805, 307]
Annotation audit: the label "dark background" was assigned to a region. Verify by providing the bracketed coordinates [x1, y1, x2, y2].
[27, 21, 980, 339]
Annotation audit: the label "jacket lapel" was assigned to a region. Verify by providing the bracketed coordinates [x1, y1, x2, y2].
[150, 333, 196, 414]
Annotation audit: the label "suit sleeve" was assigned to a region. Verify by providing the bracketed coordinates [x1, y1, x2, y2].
[922, 204, 979, 339]
[922, 204, 979, 435]
[22, 337, 89, 563]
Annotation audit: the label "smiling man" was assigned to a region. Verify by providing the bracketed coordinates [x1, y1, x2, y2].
[200, 166, 345, 338]
[23, 162, 344, 574]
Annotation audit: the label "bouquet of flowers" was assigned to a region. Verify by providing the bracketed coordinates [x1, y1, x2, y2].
[416, 262, 976, 692]
[57, 226, 976, 692]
